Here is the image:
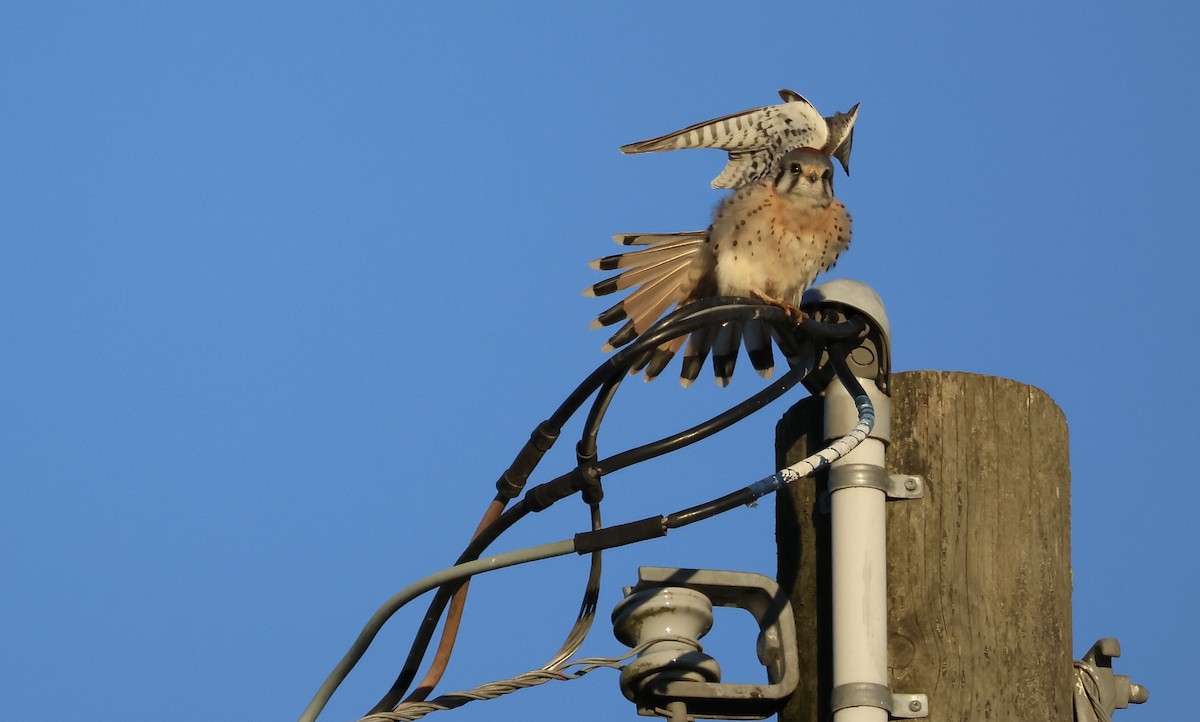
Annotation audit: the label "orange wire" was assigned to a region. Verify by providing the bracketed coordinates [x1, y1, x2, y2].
[400, 498, 506, 705]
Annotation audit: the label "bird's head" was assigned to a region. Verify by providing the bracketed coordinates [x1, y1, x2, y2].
[774, 147, 835, 199]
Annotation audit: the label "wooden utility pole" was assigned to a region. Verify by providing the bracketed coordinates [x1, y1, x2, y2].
[776, 370, 1073, 721]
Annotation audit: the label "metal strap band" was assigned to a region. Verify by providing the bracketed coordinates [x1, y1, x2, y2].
[830, 682, 892, 712]
[827, 463, 890, 493]
[831, 682, 929, 718]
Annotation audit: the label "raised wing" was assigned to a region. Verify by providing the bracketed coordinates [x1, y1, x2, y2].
[621, 89, 859, 188]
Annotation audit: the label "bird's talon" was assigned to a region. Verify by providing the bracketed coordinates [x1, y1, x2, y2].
[751, 291, 806, 325]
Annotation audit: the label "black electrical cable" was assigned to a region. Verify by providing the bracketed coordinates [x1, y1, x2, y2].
[574, 373, 623, 505]
[595, 359, 810, 477]
[826, 339, 870, 401]
[540, 501, 604, 671]
[578, 371, 622, 460]
[663, 486, 758, 530]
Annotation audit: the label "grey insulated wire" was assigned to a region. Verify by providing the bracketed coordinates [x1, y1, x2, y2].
[298, 538, 577, 722]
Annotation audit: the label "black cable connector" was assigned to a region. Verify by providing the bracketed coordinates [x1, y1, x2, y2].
[495, 420, 561, 500]
[524, 465, 600, 513]
[574, 441, 604, 505]
[574, 516, 667, 554]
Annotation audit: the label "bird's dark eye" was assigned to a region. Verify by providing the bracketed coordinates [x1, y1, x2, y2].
[789, 163, 802, 174]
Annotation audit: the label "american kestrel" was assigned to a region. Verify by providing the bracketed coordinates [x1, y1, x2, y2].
[621, 89, 860, 189]
[586, 147, 853, 387]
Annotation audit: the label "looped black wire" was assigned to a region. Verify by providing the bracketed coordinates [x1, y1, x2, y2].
[366, 298, 863, 715]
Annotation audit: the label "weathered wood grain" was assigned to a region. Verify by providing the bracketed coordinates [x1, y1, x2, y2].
[776, 370, 1072, 721]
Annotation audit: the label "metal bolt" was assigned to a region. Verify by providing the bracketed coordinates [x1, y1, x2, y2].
[904, 477, 917, 491]
[908, 699, 922, 713]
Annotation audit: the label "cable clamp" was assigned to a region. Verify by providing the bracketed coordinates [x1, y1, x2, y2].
[820, 464, 924, 512]
[830, 682, 928, 718]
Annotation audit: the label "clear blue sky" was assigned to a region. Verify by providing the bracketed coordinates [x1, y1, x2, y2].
[3, 2, 1194, 720]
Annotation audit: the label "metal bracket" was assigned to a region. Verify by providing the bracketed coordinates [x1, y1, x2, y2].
[819, 464, 925, 512]
[613, 567, 799, 720]
[1073, 638, 1149, 721]
[831, 682, 929, 718]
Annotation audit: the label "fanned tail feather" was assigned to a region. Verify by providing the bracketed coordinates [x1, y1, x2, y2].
[743, 320, 775, 379]
[638, 337, 684, 381]
[584, 233, 705, 355]
[595, 262, 691, 345]
[585, 255, 691, 299]
[584, 232, 714, 382]
[711, 322, 743, 388]
[585, 230, 803, 386]
[588, 236, 706, 273]
[679, 326, 713, 388]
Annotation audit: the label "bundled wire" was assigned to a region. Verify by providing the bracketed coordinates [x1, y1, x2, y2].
[299, 297, 873, 722]
[363, 636, 703, 722]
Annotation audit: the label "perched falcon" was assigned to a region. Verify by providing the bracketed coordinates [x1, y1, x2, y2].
[621, 89, 860, 189]
[586, 147, 853, 387]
